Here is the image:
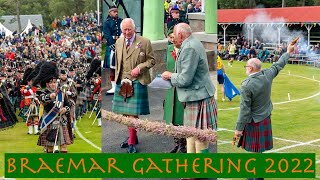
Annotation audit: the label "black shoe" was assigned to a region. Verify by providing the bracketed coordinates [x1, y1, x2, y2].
[127, 145, 137, 153]
[120, 137, 129, 148]
[169, 138, 180, 153]
[73, 133, 76, 138]
[178, 138, 187, 153]
[54, 150, 60, 153]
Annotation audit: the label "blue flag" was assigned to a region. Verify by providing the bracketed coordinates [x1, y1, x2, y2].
[40, 91, 63, 133]
[223, 74, 240, 101]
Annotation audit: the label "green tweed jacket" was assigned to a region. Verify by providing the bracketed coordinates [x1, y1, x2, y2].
[170, 35, 215, 102]
[236, 53, 290, 131]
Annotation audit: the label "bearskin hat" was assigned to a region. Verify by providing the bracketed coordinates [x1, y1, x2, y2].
[26, 61, 46, 83]
[21, 67, 34, 85]
[86, 58, 101, 80]
[33, 62, 59, 88]
[60, 69, 67, 75]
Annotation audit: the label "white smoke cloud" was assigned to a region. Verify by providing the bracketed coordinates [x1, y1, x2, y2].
[242, 8, 310, 54]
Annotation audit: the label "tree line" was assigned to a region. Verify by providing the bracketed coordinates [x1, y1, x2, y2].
[0, 0, 97, 32]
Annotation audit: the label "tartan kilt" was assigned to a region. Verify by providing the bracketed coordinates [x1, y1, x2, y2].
[37, 117, 73, 147]
[240, 116, 273, 152]
[184, 96, 217, 130]
[112, 80, 150, 116]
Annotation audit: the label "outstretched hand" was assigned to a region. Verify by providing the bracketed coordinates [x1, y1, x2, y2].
[287, 44, 295, 54]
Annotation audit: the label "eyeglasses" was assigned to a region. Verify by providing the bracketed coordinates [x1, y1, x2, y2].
[244, 65, 252, 68]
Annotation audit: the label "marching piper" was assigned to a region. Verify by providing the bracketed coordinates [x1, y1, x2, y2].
[34, 62, 73, 153]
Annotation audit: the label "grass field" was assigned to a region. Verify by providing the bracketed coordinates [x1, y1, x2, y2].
[217, 60, 320, 179]
[0, 112, 101, 180]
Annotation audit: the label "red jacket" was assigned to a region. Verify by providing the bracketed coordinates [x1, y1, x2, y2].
[20, 86, 37, 107]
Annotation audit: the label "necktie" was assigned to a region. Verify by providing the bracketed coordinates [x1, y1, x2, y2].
[126, 39, 130, 49]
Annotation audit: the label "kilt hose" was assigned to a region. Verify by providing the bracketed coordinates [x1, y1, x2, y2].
[184, 96, 217, 153]
[112, 80, 150, 146]
[240, 116, 273, 153]
[112, 80, 150, 116]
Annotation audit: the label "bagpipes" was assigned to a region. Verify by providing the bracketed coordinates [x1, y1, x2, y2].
[89, 78, 101, 125]
[41, 84, 69, 153]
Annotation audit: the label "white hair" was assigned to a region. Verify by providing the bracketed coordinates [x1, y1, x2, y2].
[175, 23, 192, 36]
[120, 18, 136, 30]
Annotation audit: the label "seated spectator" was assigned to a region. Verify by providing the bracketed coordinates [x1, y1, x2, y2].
[272, 46, 283, 62]
[248, 46, 256, 58]
[237, 46, 249, 61]
[258, 47, 270, 62]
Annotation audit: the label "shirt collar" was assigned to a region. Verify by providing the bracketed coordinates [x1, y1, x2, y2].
[126, 34, 136, 45]
[249, 71, 259, 76]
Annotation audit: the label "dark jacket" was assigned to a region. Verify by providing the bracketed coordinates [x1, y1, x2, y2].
[103, 16, 122, 46]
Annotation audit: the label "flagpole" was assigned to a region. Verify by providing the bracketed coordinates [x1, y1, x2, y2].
[97, 0, 100, 26]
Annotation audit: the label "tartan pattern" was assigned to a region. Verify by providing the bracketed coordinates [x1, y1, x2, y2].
[184, 96, 217, 130]
[37, 119, 73, 147]
[240, 116, 273, 152]
[112, 80, 150, 115]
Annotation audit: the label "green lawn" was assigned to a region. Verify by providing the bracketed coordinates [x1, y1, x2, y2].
[217, 60, 320, 179]
[0, 112, 101, 180]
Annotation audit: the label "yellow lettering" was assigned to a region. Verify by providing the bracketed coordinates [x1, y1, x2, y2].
[133, 158, 144, 175]
[56, 158, 64, 173]
[68, 158, 86, 173]
[146, 158, 163, 173]
[108, 158, 124, 173]
[88, 158, 105, 173]
[192, 158, 200, 174]
[176, 159, 188, 173]
[204, 158, 220, 173]
[37, 158, 54, 173]
[220, 158, 224, 173]
[162, 159, 173, 173]
[7, 158, 16, 173]
[21, 158, 36, 173]
[245, 158, 256, 175]
[228, 158, 240, 173]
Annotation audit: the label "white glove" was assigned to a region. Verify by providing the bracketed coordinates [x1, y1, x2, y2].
[67, 91, 72, 96]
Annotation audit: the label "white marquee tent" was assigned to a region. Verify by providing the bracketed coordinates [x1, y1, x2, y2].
[0, 22, 13, 37]
[21, 19, 33, 35]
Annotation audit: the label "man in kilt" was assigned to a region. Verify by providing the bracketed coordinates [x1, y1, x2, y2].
[103, 6, 122, 95]
[59, 69, 77, 138]
[34, 62, 73, 153]
[20, 70, 41, 135]
[162, 23, 217, 154]
[234, 43, 295, 176]
[112, 18, 156, 153]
